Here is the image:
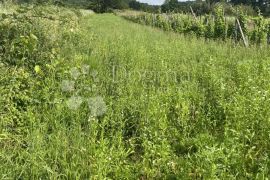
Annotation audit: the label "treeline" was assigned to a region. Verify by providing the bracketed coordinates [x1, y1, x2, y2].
[160, 0, 269, 16]
[87, 0, 130, 12]
[11, 0, 270, 16]
[87, 0, 269, 16]
[131, 0, 270, 16]
[129, 1, 160, 13]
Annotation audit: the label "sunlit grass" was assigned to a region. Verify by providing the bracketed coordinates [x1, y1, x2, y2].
[1, 5, 270, 179]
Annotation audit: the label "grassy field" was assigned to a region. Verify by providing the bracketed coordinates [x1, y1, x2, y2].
[1, 6, 270, 179]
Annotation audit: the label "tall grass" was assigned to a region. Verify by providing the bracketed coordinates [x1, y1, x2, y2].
[1, 5, 270, 178]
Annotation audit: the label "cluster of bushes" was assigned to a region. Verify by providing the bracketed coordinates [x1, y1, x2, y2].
[0, 4, 81, 135]
[128, 0, 269, 17]
[160, 1, 259, 16]
[122, 7, 270, 46]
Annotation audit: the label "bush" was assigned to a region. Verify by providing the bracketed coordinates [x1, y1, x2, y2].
[214, 6, 226, 40]
[235, 4, 256, 16]
[0, 6, 53, 68]
[0, 4, 80, 136]
[0, 5, 79, 69]
[250, 11, 267, 44]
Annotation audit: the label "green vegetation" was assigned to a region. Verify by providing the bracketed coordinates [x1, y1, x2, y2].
[1, 3, 270, 179]
[128, 0, 269, 17]
[121, 8, 270, 46]
[15, 0, 270, 16]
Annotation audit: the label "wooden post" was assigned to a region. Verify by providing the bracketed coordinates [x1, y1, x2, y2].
[267, 24, 270, 46]
[205, 17, 208, 25]
[190, 6, 197, 21]
[236, 18, 249, 47]
[234, 18, 238, 44]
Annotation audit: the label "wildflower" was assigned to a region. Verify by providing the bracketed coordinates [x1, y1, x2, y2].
[34, 65, 42, 74]
[81, 65, 90, 75]
[88, 96, 107, 117]
[30, 33, 38, 41]
[88, 116, 96, 122]
[66, 96, 83, 110]
[61, 80, 75, 92]
[70, 67, 81, 79]
[91, 70, 98, 78]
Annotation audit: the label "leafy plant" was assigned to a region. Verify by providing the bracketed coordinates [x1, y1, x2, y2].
[213, 6, 226, 40]
[120, 10, 270, 46]
[250, 10, 267, 45]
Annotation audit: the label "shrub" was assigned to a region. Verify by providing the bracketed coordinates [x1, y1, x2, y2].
[214, 6, 226, 40]
[0, 4, 80, 136]
[0, 6, 54, 68]
[250, 11, 267, 45]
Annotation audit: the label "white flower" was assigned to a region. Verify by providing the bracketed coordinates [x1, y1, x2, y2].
[88, 96, 107, 117]
[88, 116, 97, 122]
[91, 70, 98, 78]
[70, 67, 81, 79]
[81, 65, 90, 75]
[66, 96, 83, 110]
[61, 80, 75, 92]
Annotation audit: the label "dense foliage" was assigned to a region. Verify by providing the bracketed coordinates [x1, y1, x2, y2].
[129, 0, 160, 13]
[88, 0, 131, 13]
[14, 0, 270, 15]
[121, 8, 270, 46]
[129, 0, 269, 16]
[2, 2, 270, 179]
[16, 0, 131, 12]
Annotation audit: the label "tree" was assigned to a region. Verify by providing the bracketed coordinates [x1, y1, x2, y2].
[161, 0, 180, 12]
[129, 0, 160, 13]
[129, 0, 141, 10]
[89, 0, 130, 12]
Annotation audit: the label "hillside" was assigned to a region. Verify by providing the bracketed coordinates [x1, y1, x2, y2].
[1, 5, 270, 179]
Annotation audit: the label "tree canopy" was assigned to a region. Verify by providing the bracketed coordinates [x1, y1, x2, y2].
[140, 0, 269, 16]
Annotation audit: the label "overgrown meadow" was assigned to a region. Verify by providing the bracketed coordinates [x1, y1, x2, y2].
[1, 3, 270, 179]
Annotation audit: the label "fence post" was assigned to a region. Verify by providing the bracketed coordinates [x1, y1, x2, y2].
[236, 18, 249, 47]
[234, 18, 238, 44]
[190, 6, 197, 21]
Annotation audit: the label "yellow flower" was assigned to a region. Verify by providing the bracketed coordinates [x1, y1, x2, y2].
[34, 65, 42, 74]
[30, 33, 38, 41]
